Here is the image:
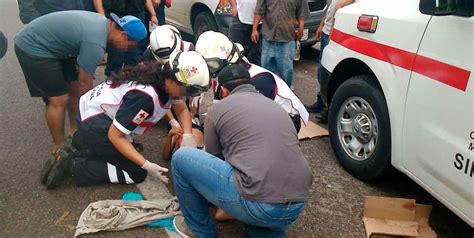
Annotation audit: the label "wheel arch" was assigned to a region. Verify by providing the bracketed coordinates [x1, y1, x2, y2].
[190, 3, 214, 30]
[327, 58, 386, 107]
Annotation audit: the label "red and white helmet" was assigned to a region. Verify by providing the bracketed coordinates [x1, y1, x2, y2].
[149, 25, 182, 63]
[168, 51, 210, 92]
[195, 31, 243, 64]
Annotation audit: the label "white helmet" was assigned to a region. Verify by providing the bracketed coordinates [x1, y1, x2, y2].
[168, 51, 210, 93]
[149, 25, 182, 63]
[195, 31, 243, 64]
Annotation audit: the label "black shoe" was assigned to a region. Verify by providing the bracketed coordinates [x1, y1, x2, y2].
[40, 146, 69, 185]
[305, 101, 324, 113]
[45, 147, 74, 189]
[306, 93, 326, 113]
[40, 155, 54, 185]
[315, 110, 328, 123]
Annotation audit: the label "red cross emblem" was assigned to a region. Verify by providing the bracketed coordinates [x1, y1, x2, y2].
[191, 67, 198, 74]
[132, 109, 149, 125]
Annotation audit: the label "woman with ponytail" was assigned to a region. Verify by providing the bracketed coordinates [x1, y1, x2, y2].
[42, 51, 210, 189]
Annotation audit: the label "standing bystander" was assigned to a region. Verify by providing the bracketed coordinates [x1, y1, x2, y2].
[152, 0, 168, 26]
[17, 0, 84, 24]
[251, 0, 309, 88]
[226, 0, 261, 65]
[305, 0, 355, 123]
[93, 0, 158, 76]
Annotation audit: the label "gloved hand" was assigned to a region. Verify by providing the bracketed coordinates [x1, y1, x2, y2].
[165, 0, 172, 8]
[190, 93, 204, 109]
[141, 160, 169, 183]
[169, 119, 181, 128]
[191, 117, 201, 126]
[181, 134, 197, 148]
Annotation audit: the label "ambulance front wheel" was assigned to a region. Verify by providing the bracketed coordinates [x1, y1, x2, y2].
[328, 75, 392, 181]
[192, 11, 218, 42]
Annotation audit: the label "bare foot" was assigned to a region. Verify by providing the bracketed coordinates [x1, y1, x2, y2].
[215, 208, 234, 222]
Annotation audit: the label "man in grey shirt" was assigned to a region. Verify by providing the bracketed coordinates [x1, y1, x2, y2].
[171, 64, 313, 237]
[251, 0, 309, 88]
[14, 11, 146, 186]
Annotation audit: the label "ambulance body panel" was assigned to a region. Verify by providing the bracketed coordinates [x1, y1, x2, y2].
[320, 0, 473, 226]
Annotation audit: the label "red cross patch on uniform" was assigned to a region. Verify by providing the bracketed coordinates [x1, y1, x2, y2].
[132, 109, 149, 125]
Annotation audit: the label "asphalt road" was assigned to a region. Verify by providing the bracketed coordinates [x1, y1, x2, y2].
[0, 1, 471, 237]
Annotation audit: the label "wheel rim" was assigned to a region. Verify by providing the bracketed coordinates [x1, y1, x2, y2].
[336, 96, 378, 161]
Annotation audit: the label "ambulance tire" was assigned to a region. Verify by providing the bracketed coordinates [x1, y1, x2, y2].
[193, 11, 218, 42]
[328, 75, 392, 181]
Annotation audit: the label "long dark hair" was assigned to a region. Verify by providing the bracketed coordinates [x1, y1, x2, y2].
[107, 61, 176, 89]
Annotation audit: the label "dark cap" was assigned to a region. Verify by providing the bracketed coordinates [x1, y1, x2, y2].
[110, 13, 147, 42]
[217, 64, 251, 86]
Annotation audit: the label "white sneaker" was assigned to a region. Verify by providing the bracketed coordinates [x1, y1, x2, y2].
[173, 215, 195, 238]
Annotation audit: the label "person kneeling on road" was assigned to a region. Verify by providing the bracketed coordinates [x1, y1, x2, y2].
[171, 64, 313, 238]
[196, 31, 309, 133]
[43, 51, 210, 189]
[143, 24, 194, 63]
[144, 24, 203, 130]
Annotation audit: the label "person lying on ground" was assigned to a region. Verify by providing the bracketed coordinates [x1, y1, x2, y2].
[162, 115, 204, 161]
[42, 52, 210, 189]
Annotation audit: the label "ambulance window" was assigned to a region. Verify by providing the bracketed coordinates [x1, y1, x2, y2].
[308, 0, 327, 12]
[454, 0, 473, 17]
[434, 0, 457, 15]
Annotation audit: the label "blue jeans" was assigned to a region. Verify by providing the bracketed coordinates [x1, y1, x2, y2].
[172, 148, 306, 238]
[314, 32, 330, 105]
[156, 2, 166, 26]
[317, 33, 330, 86]
[261, 39, 295, 87]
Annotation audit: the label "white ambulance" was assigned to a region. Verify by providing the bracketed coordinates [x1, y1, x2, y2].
[319, 0, 473, 226]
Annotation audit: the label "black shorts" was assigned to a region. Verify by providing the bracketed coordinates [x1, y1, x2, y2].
[15, 45, 78, 98]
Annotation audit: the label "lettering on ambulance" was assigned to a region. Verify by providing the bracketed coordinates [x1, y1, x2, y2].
[470, 131, 474, 151]
[453, 132, 474, 178]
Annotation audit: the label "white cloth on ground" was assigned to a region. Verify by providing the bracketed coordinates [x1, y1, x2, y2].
[74, 197, 181, 237]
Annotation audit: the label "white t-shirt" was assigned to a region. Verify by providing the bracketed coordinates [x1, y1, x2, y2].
[323, 0, 341, 35]
[236, 0, 258, 25]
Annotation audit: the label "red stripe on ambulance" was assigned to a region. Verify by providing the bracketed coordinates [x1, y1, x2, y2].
[330, 29, 471, 92]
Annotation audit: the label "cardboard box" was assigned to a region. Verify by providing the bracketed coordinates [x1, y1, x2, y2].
[298, 121, 329, 140]
[363, 196, 437, 238]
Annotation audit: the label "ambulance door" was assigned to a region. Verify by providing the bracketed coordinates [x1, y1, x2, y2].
[164, 0, 188, 30]
[401, 2, 473, 226]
